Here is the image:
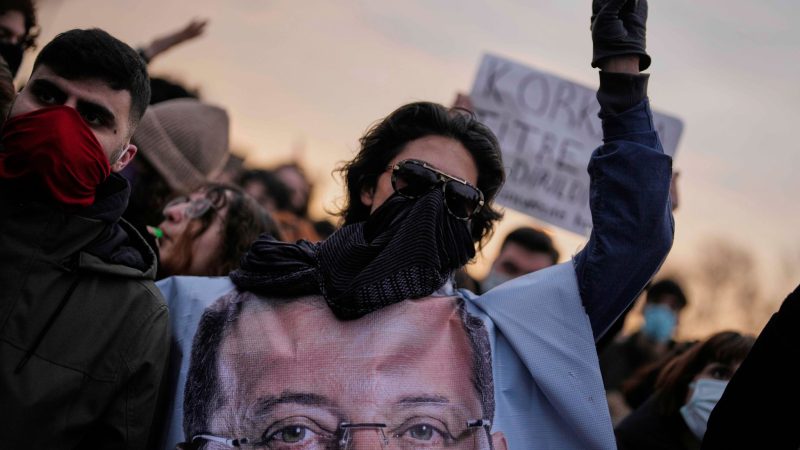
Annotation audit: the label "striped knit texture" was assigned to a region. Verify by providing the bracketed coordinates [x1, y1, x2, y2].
[231, 191, 475, 319]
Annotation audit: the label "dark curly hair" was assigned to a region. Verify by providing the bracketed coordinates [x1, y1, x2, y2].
[0, 0, 38, 49]
[166, 183, 282, 276]
[337, 102, 505, 246]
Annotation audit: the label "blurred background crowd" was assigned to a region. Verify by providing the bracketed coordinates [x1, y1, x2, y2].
[1, 1, 798, 448]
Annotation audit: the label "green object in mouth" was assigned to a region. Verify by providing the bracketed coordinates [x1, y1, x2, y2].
[149, 226, 163, 239]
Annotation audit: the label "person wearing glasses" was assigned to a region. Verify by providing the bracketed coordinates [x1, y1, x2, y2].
[158, 1, 672, 448]
[149, 183, 281, 278]
[179, 291, 503, 450]
[122, 98, 232, 252]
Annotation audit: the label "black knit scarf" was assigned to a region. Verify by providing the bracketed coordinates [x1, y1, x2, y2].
[231, 190, 475, 319]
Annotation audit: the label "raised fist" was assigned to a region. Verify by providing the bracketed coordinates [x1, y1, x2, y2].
[591, 0, 650, 71]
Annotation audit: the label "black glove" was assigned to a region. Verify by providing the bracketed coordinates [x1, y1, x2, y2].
[591, 0, 651, 71]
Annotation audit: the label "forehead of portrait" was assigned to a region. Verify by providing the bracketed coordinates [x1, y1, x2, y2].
[184, 293, 496, 445]
[338, 101, 506, 245]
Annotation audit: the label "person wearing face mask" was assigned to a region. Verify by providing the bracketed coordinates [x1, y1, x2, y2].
[158, 1, 675, 448]
[480, 226, 560, 293]
[0, 29, 170, 449]
[600, 279, 688, 421]
[614, 331, 754, 450]
[0, 0, 38, 79]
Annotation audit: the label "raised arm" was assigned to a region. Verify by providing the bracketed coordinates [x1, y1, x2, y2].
[139, 19, 208, 64]
[575, 0, 674, 340]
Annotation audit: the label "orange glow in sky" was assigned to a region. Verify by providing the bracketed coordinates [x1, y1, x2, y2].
[26, 0, 800, 338]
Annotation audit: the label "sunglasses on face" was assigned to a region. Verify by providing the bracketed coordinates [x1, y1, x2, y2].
[162, 196, 216, 220]
[387, 159, 485, 220]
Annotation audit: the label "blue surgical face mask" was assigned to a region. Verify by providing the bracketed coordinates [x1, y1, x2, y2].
[641, 303, 677, 343]
[482, 269, 513, 292]
[680, 378, 728, 441]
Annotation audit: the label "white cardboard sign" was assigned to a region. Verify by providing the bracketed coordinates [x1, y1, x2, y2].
[469, 54, 683, 235]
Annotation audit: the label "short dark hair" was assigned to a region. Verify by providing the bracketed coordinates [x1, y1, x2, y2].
[0, 0, 38, 49]
[32, 28, 150, 130]
[501, 226, 559, 265]
[646, 278, 688, 309]
[183, 294, 495, 443]
[653, 331, 754, 415]
[337, 102, 505, 246]
[238, 169, 292, 211]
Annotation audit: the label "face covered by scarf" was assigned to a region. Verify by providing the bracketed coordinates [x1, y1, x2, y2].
[0, 41, 23, 77]
[0, 105, 111, 207]
[231, 189, 476, 319]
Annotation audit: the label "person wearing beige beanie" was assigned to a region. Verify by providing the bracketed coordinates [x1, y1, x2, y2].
[122, 98, 230, 245]
[135, 98, 230, 192]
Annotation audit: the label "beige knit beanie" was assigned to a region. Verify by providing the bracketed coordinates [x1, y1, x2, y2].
[133, 98, 230, 193]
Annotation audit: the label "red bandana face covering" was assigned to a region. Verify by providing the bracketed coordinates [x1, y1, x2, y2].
[0, 105, 111, 207]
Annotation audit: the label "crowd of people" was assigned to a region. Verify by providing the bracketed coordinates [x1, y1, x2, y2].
[0, 0, 797, 449]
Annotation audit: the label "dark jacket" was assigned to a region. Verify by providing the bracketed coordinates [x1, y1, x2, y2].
[600, 331, 679, 391]
[702, 284, 800, 450]
[0, 174, 170, 449]
[615, 395, 700, 450]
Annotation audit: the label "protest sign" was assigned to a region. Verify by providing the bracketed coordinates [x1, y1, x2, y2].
[470, 54, 683, 235]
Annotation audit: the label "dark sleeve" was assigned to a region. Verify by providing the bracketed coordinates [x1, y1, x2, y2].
[702, 284, 800, 450]
[596, 72, 650, 115]
[574, 72, 675, 341]
[615, 396, 684, 450]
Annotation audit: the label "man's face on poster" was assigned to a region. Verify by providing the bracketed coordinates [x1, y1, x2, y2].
[203, 296, 507, 449]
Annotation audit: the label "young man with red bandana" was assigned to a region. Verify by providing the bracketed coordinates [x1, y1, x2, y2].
[0, 29, 169, 449]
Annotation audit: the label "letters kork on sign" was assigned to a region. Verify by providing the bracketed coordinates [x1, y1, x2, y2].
[469, 54, 683, 235]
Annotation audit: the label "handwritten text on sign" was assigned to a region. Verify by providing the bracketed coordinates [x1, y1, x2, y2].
[469, 54, 683, 235]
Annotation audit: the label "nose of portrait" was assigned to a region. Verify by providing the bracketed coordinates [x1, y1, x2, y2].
[344, 428, 388, 450]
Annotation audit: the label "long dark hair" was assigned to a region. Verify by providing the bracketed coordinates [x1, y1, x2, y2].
[167, 183, 281, 276]
[653, 331, 755, 415]
[337, 102, 505, 246]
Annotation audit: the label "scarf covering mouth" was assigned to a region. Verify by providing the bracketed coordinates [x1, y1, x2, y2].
[0, 105, 111, 208]
[231, 191, 475, 319]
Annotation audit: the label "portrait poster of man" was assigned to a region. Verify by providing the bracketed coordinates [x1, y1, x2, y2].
[182, 290, 503, 449]
[154, 3, 671, 447]
[158, 256, 613, 450]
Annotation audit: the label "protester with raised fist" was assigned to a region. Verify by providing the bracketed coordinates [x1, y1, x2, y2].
[160, 1, 673, 448]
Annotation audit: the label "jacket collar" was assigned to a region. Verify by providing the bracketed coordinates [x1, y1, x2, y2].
[0, 173, 156, 278]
